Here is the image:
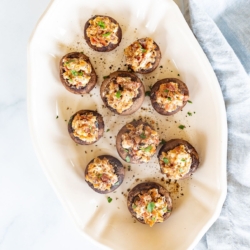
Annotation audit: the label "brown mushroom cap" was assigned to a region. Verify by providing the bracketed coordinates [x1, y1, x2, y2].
[68, 110, 104, 145]
[116, 119, 157, 164]
[150, 78, 189, 116]
[127, 182, 172, 225]
[59, 52, 97, 95]
[84, 15, 122, 52]
[100, 71, 145, 115]
[158, 139, 199, 179]
[85, 155, 125, 194]
[126, 38, 161, 74]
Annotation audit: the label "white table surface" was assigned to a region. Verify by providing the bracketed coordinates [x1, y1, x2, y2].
[0, 1, 196, 250]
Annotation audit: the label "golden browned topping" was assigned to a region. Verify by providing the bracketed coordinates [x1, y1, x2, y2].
[86, 16, 119, 47]
[85, 157, 118, 191]
[124, 38, 157, 71]
[155, 82, 185, 112]
[72, 113, 98, 142]
[132, 188, 169, 227]
[105, 77, 141, 113]
[159, 145, 192, 179]
[62, 57, 92, 88]
[121, 123, 159, 162]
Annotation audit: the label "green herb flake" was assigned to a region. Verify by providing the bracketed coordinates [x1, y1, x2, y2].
[107, 197, 112, 203]
[97, 21, 106, 29]
[97, 173, 103, 178]
[164, 89, 169, 93]
[188, 100, 192, 103]
[102, 32, 111, 37]
[187, 112, 192, 116]
[106, 129, 110, 132]
[167, 97, 171, 101]
[78, 71, 83, 76]
[141, 48, 147, 53]
[162, 207, 167, 213]
[115, 90, 121, 98]
[114, 181, 120, 186]
[152, 216, 156, 221]
[56, 116, 59, 119]
[140, 133, 146, 139]
[163, 158, 169, 164]
[71, 70, 78, 76]
[103, 75, 109, 79]
[132, 204, 137, 209]
[160, 139, 166, 145]
[145, 91, 151, 96]
[181, 158, 186, 162]
[125, 156, 130, 163]
[141, 145, 152, 152]
[178, 125, 185, 130]
[124, 148, 129, 152]
[179, 168, 184, 172]
[147, 202, 155, 213]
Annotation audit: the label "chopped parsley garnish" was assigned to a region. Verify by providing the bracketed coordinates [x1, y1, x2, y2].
[114, 181, 120, 186]
[106, 129, 110, 132]
[124, 148, 129, 152]
[187, 112, 192, 116]
[178, 125, 185, 130]
[115, 90, 121, 98]
[179, 168, 184, 172]
[102, 32, 111, 37]
[78, 71, 83, 76]
[56, 116, 59, 119]
[163, 157, 169, 164]
[97, 173, 103, 178]
[147, 202, 155, 213]
[141, 145, 152, 152]
[167, 97, 171, 101]
[71, 70, 78, 76]
[164, 89, 169, 93]
[160, 139, 166, 145]
[162, 207, 167, 213]
[107, 197, 112, 203]
[103, 75, 109, 79]
[187, 100, 192, 103]
[151, 216, 156, 221]
[97, 21, 106, 29]
[125, 156, 130, 162]
[145, 91, 151, 96]
[181, 158, 186, 162]
[132, 204, 137, 209]
[140, 133, 146, 139]
[141, 48, 147, 53]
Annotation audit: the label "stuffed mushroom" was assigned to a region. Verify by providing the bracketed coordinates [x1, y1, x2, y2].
[68, 110, 104, 145]
[84, 15, 122, 52]
[127, 182, 172, 227]
[158, 139, 199, 180]
[124, 37, 161, 74]
[85, 155, 125, 194]
[100, 71, 145, 115]
[116, 119, 160, 164]
[59, 52, 97, 94]
[150, 78, 189, 115]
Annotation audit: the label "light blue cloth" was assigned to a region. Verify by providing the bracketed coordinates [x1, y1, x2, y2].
[183, 0, 250, 249]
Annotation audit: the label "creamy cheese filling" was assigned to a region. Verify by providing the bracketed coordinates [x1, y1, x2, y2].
[72, 113, 98, 142]
[132, 188, 169, 227]
[155, 82, 184, 112]
[86, 16, 119, 47]
[85, 157, 118, 191]
[124, 38, 157, 71]
[105, 76, 141, 113]
[62, 57, 92, 88]
[121, 123, 159, 162]
[159, 145, 192, 179]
